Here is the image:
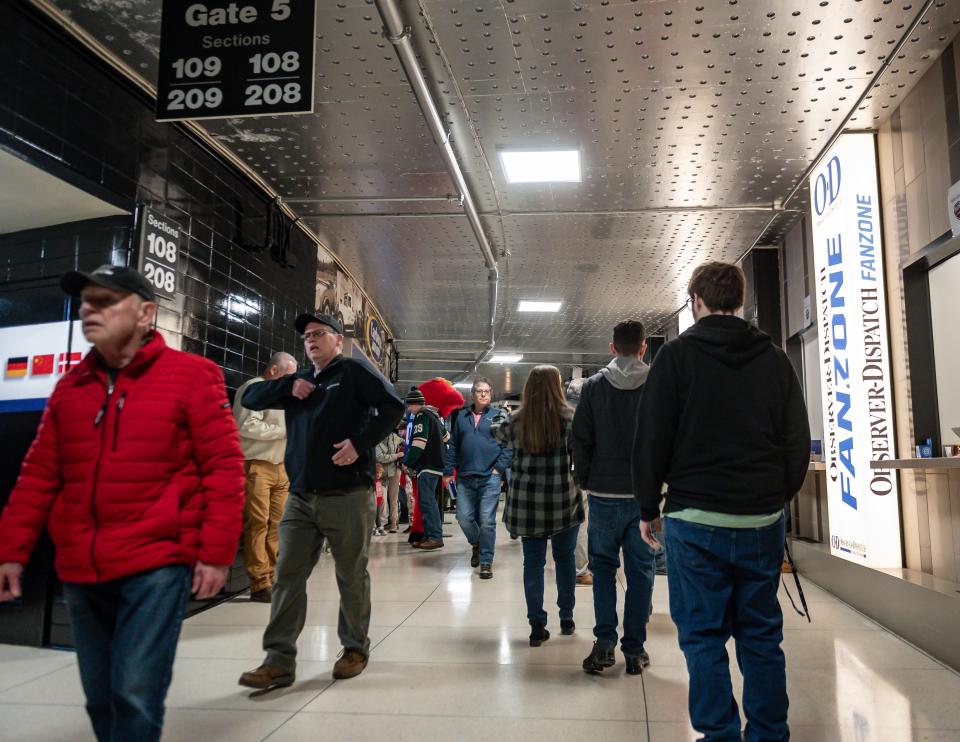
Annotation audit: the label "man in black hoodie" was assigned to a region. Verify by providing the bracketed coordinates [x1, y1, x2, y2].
[572, 320, 656, 676]
[632, 262, 809, 742]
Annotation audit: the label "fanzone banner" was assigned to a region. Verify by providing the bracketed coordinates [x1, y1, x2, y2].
[0, 322, 91, 412]
[809, 133, 901, 568]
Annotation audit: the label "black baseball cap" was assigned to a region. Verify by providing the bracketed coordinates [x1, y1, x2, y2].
[295, 312, 343, 335]
[60, 264, 156, 302]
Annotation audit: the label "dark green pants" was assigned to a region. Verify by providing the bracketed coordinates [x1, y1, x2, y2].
[263, 487, 375, 672]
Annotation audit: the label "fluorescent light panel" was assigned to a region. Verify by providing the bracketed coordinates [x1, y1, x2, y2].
[499, 149, 581, 183]
[518, 300, 562, 313]
[453, 382, 473, 390]
[489, 354, 523, 364]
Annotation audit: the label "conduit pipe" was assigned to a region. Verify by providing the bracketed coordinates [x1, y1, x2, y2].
[374, 0, 499, 378]
[732, 0, 938, 269]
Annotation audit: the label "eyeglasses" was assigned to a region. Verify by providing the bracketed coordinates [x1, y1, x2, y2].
[302, 329, 337, 341]
[474, 389, 492, 396]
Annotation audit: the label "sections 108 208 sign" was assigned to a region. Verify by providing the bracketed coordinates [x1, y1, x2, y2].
[156, 0, 316, 122]
[138, 208, 181, 300]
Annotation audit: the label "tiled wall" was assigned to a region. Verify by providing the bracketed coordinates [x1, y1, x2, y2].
[877, 41, 960, 579]
[0, 2, 317, 398]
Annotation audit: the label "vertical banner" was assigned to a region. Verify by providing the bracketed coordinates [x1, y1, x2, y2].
[809, 133, 901, 568]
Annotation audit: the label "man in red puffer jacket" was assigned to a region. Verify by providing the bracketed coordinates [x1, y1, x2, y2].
[0, 264, 245, 742]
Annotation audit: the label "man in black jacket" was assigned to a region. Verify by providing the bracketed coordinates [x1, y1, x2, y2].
[633, 262, 809, 742]
[238, 312, 403, 688]
[572, 321, 656, 676]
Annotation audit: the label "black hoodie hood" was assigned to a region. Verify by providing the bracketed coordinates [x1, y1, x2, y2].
[680, 314, 772, 369]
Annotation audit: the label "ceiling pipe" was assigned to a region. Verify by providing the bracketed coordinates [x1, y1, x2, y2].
[730, 0, 938, 273]
[302, 203, 800, 219]
[696, 0, 941, 343]
[285, 195, 460, 204]
[374, 0, 499, 381]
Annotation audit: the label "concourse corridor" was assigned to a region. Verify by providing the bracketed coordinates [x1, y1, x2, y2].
[1, 516, 958, 742]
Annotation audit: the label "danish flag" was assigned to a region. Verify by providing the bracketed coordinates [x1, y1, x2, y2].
[57, 352, 82, 374]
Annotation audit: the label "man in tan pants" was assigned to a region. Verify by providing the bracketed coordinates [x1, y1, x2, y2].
[234, 352, 298, 602]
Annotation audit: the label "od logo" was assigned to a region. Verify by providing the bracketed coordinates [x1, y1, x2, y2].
[813, 155, 842, 216]
[831, 535, 841, 550]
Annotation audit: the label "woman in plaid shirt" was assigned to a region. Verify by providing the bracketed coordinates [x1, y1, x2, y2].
[492, 365, 585, 647]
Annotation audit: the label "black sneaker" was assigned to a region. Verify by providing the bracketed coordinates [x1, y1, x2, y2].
[582, 642, 616, 674]
[470, 543, 480, 568]
[479, 563, 493, 579]
[560, 619, 575, 635]
[529, 621, 550, 647]
[625, 650, 650, 675]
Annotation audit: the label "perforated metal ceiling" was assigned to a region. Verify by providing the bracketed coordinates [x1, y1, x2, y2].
[46, 0, 960, 390]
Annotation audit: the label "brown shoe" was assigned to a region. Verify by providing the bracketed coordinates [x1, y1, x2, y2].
[249, 588, 272, 603]
[332, 649, 368, 679]
[576, 573, 593, 586]
[416, 539, 444, 550]
[238, 664, 294, 689]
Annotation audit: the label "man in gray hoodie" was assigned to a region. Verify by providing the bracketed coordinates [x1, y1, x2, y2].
[571, 320, 656, 676]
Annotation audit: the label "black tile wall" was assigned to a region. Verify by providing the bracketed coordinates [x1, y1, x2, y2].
[0, 2, 317, 395]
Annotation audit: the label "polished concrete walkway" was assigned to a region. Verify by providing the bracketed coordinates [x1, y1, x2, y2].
[2, 515, 959, 741]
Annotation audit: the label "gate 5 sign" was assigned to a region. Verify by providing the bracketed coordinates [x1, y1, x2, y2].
[808, 133, 901, 569]
[156, 0, 316, 122]
[138, 208, 181, 300]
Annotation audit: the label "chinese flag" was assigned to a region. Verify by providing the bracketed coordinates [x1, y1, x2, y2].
[32, 354, 55, 376]
[57, 352, 82, 374]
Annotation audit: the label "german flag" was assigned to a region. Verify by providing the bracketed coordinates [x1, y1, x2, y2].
[32, 354, 55, 376]
[5, 356, 28, 378]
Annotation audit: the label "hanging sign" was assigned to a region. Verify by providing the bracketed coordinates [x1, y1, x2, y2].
[137, 207, 181, 300]
[156, 0, 316, 122]
[809, 133, 901, 569]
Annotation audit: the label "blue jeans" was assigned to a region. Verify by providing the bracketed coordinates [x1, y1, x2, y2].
[655, 543, 667, 574]
[456, 472, 501, 563]
[587, 496, 656, 656]
[63, 564, 192, 742]
[664, 516, 788, 742]
[417, 471, 443, 541]
[521, 524, 579, 624]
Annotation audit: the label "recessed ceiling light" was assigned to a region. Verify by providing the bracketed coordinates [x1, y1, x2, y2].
[499, 149, 581, 183]
[518, 300, 562, 313]
[489, 354, 523, 364]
